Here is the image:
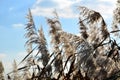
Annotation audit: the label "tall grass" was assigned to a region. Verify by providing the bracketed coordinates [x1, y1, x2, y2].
[7, 0, 120, 80]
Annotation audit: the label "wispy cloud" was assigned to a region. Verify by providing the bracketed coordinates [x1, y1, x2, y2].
[31, 0, 117, 19]
[52, 0, 81, 9]
[52, 0, 81, 18]
[93, 4, 115, 19]
[98, 0, 117, 3]
[79, 0, 117, 19]
[31, 7, 54, 17]
[35, 0, 43, 5]
[31, 0, 81, 18]
[96, 0, 117, 19]
[12, 23, 24, 28]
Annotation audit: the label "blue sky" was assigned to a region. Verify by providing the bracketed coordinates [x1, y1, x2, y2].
[0, 0, 117, 73]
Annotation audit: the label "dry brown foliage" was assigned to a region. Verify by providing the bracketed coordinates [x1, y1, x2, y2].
[7, 1, 120, 80]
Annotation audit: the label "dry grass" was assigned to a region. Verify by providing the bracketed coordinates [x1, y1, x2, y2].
[6, 1, 120, 80]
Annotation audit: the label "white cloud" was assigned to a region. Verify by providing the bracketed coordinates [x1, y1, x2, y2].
[36, 0, 43, 5]
[94, 4, 115, 19]
[98, 0, 117, 3]
[52, 0, 81, 18]
[33, 0, 43, 7]
[12, 23, 24, 28]
[31, 7, 54, 17]
[31, 0, 118, 19]
[52, 0, 81, 9]
[79, 0, 117, 19]
[97, 0, 117, 19]
[0, 53, 6, 60]
[31, 0, 81, 18]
